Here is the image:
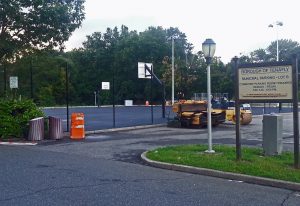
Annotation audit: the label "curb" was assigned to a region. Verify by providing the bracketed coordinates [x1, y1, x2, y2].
[141, 151, 300, 192]
[0, 124, 167, 146]
[85, 123, 167, 134]
[0, 141, 37, 146]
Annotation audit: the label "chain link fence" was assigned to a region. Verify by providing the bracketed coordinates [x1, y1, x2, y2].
[1, 57, 173, 132]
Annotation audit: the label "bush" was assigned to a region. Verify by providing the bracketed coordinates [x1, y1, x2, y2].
[0, 99, 44, 139]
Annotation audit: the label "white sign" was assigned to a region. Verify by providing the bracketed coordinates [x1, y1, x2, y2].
[138, 62, 153, 79]
[102, 82, 110, 90]
[238, 65, 293, 100]
[125, 100, 133, 106]
[9, 76, 18, 89]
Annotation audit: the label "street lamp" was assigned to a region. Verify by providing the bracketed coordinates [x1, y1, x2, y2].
[268, 21, 283, 61]
[168, 35, 179, 105]
[268, 21, 283, 112]
[172, 37, 175, 104]
[202, 38, 216, 153]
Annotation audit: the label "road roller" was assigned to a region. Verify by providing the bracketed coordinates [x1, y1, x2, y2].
[213, 102, 252, 125]
[169, 100, 252, 128]
[170, 100, 226, 127]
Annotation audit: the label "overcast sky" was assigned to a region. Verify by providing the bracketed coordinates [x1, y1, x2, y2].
[65, 0, 300, 63]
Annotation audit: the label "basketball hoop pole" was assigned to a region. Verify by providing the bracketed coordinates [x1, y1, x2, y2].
[144, 64, 166, 118]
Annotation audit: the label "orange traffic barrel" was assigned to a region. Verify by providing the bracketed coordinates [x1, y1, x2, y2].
[70, 113, 85, 139]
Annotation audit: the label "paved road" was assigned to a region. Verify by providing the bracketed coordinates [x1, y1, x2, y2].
[42, 105, 293, 131]
[1, 113, 299, 205]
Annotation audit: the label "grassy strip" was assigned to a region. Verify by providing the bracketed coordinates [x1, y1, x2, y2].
[146, 145, 300, 183]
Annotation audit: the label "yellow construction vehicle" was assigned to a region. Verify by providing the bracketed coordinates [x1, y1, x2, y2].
[170, 100, 226, 127]
[169, 99, 252, 128]
[213, 101, 252, 125]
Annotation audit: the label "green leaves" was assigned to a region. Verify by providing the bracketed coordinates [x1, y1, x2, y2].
[243, 39, 300, 63]
[0, 0, 85, 59]
[0, 99, 44, 139]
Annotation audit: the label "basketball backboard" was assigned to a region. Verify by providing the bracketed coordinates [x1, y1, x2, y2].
[138, 62, 153, 79]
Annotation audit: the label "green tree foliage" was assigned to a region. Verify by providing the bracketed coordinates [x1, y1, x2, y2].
[3, 25, 260, 105]
[6, 51, 75, 106]
[68, 26, 196, 104]
[241, 39, 300, 63]
[267, 39, 300, 61]
[0, 0, 85, 60]
[0, 99, 44, 139]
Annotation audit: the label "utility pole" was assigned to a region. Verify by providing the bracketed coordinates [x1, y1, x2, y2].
[172, 37, 175, 105]
[269, 21, 283, 112]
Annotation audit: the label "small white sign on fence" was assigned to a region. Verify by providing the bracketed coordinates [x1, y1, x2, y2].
[10, 76, 18, 89]
[102, 82, 110, 90]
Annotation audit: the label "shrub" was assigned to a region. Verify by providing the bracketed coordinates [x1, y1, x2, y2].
[0, 99, 44, 139]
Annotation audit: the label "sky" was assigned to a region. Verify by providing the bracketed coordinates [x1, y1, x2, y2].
[65, 0, 300, 63]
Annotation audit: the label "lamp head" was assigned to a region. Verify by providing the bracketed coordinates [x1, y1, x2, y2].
[202, 38, 216, 63]
[276, 21, 283, 26]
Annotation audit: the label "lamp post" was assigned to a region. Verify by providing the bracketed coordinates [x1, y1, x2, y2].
[172, 37, 175, 104]
[269, 21, 283, 111]
[268, 21, 283, 62]
[168, 35, 179, 105]
[202, 38, 216, 153]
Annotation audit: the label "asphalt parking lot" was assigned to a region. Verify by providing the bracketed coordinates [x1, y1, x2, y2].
[42, 105, 293, 131]
[1, 113, 299, 205]
[39, 112, 296, 161]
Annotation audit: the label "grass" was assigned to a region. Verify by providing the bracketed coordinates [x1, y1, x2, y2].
[146, 145, 300, 183]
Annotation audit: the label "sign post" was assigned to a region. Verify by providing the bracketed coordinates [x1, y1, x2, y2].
[233, 57, 241, 161]
[292, 56, 299, 168]
[235, 59, 299, 168]
[101, 81, 113, 126]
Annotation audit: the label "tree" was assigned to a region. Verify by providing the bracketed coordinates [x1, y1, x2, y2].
[0, 0, 85, 60]
[250, 48, 269, 63]
[267, 39, 300, 61]
[243, 39, 300, 63]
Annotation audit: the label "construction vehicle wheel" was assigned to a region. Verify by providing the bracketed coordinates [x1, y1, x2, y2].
[241, 113, 252, 125]
[232, 115, 237, 124]
[232, 114, 252, 125]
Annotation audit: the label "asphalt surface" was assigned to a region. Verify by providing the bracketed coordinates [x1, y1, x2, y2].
[42, 105, 293, 131]
[43, 106, 173, 131]
[1, 113, 300, 205]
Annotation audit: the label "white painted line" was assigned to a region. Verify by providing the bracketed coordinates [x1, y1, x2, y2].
[85, 135, 110, 140]
[228, 180, 243, 183]
[247, 138, 262, 141]
[283, 140, 294, 144]
[0, 142, 37, 146]
[283, 140, 300, 144]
